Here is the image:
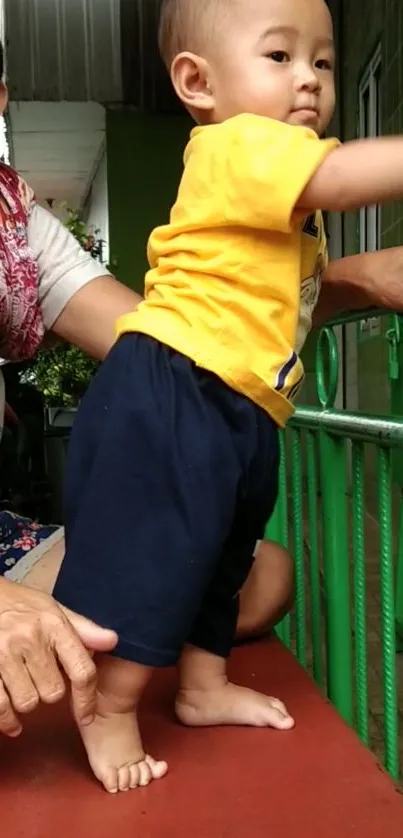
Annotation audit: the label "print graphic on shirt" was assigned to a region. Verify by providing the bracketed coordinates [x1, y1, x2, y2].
[301, 259, 322, 309]
[275, 252, 325, 401]
[273, 350, 304, 402]
[296, 252, 325, 355]
[302, 213, 319, 239]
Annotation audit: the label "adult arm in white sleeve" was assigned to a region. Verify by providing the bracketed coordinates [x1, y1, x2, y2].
[29, 204, 143, 361]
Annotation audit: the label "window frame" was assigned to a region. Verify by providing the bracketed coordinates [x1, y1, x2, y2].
[358, 44, 382, 254]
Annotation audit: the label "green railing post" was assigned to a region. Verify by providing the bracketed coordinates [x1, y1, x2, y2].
[395, 492, 403, 653]
[306, 431, 324, 687]
[319, 429, 353, 725]
[290, 428, 306, 667]
[264, 499, 283, 545]
[265, 433, 291, 648]
[351, 441, 369, 745]
[315, 324, 353, 724]
[378, 447, 399, 780]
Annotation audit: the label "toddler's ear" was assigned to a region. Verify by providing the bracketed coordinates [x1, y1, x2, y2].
[170, 52, 214, 116]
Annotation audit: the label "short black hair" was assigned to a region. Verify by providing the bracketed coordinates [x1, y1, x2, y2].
[158, 0, 231, 70]
[0, 42, 4, 81]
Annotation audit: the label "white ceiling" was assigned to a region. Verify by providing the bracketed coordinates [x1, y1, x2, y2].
[8, 101, 106, 212]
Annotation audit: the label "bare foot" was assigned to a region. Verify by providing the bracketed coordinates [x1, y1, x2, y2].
[79, 704, 168, 793]
[77, 655, 168, 793]
[176, 681, 295, 730]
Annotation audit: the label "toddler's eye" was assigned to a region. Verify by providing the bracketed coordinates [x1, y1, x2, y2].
[316, 59, 332, 70]
[268, 51, 290, 63]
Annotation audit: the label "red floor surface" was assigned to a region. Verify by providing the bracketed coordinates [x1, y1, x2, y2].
[1, 638, 402, 837]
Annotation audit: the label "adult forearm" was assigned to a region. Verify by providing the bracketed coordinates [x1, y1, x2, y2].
[314, 247, 403, 327]
[51, 276, 143, 361]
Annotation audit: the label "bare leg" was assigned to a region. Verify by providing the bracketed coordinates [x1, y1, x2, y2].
[19, 537, 294, 642]
[236, 541, 294, 640]
[176, 645, 294, 730]
[20, 536, 65, 593]
[77, 654, 167, 794]
[17, 540, 168, 792]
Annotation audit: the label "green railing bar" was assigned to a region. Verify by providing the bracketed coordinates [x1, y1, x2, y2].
[395, 493, 403, 653]
[351, 441, 369, 745]
[306, 430, 324, 687]
[291, 407, 403, 447]
[265, 501, 282, 546]
[291, 429, 306, 667]
[266, 433, 291, 647]
[278, 432, 289, 549]
[378, 446, 399, 780]
[319, 430, 353, 725]
[316, 327, 339, 409]
[266, 499, 287, 647]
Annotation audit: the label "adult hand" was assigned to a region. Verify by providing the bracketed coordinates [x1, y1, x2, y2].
[0, 577, 117, 737]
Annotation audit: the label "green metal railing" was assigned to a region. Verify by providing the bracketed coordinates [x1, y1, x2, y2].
[266, 310, 402, 781]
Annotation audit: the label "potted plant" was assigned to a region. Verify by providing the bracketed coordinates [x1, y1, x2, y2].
[29, 343, 99, 429]
[24, 208, 104, 426]
[18, 210, 106, 521]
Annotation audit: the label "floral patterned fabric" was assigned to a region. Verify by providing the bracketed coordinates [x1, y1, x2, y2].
[0, 511, 59, 577]
[0, 166, 49, 578]
[0, 164, 44, 361]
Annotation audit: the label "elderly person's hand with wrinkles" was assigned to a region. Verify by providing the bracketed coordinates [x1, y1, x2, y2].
[0, 578, 117, 736]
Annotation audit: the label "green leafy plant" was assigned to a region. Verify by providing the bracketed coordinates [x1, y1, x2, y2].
[64, 208, 105, 263]
[26, 343, 99, 407]
[24, 209, 104, 407]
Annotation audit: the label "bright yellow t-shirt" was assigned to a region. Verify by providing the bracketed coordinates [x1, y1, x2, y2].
[117, 114, 339, 426]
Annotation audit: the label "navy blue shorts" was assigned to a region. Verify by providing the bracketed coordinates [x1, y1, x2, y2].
[54, 334, 279, 667]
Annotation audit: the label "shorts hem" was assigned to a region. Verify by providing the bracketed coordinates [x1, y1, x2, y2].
[187, 639, 233, 659]
[111, 638, 180, 668]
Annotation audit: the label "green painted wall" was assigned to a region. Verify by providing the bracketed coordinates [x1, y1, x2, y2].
[106, 110, 191, 293]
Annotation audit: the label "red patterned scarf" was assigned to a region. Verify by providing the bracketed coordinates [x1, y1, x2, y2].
[0, 163, 44, 361]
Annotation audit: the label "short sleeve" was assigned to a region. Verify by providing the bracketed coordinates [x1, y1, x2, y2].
[180, 115, 340, 233]
[28, 204, 111, 330]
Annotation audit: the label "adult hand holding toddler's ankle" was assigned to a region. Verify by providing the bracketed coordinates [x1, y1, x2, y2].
[0, 578, 117, 737]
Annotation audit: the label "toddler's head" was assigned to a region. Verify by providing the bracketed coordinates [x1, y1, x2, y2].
[159, 0, 335, 135]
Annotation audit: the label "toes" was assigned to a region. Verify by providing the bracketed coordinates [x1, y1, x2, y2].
[129, 758, 167, 789]
[118, 765, 131, 792]
[129, 763, 141, 789]
[145, 754, 169, 779]
[268, 697, 289, 716]
[101, 767, 119, 794]
[99, 758, 167, 793]
[267, 697, 295, 730]
[137, 760, 152, 787]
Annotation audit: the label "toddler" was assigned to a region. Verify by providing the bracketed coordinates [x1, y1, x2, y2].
[55, 0, 403, 793]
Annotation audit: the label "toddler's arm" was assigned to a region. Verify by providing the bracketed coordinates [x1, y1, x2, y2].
[299, 137, 403, 212]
